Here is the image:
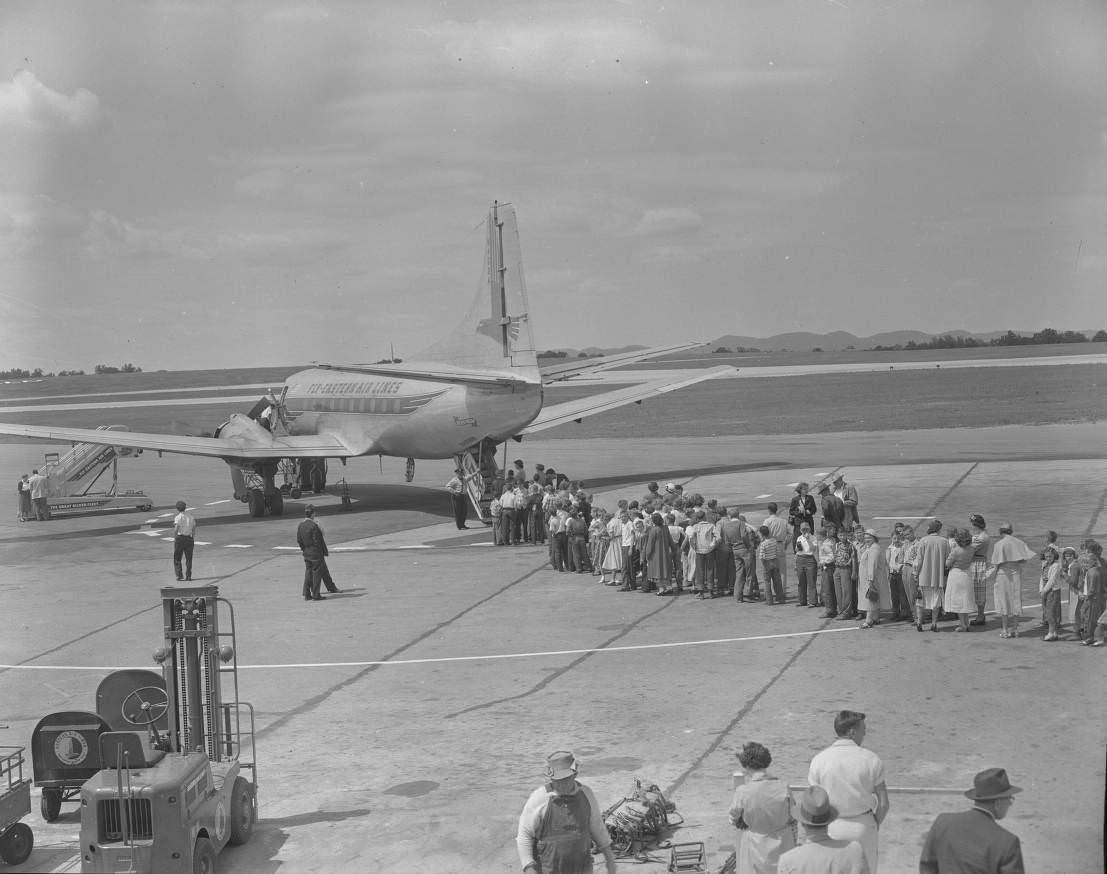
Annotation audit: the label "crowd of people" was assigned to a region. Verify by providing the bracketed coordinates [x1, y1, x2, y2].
[475, 465, 1107, 643]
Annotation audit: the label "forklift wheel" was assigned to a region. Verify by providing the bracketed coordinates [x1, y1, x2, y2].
[0, 822, 33, 866]
[227, 777, 256, 846]
[41, 788, 62, 822]
[192, 836, 215, 874]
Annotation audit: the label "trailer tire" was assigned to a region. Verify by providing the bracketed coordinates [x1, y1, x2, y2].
[228, 777, 256, 846]
[192, 836, 215, 874]
[41, 788, 62, 822]
[0, 822, 33, 866]
[247, 489, 266, 518]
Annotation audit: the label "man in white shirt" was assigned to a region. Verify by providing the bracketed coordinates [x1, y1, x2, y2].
[172, 500, 197, 581]
[764, 503, 791, 599]
[445, 468, 469, 530]
[807, 710, 889, 874]
[516, 751, 617, 874]
[29, 468, 49, 521]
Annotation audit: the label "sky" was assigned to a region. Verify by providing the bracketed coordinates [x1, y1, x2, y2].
[1, 0, 1105, 372]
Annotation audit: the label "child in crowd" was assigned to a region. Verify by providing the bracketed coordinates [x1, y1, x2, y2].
[1039, 544, 1064, 641]
[757, 525, 783, 604]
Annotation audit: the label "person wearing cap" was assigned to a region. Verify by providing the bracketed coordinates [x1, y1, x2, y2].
[296, 504, 338, 601]
[807, 710, 889, 873]
[777, 786, 869, 874]
[989, 524, 1035, 639]
[445, 468, 469, 530]
[914, 519, 950, 632]
[857, 529, 890, 628]
[172, 500, 197, 582]
[16, 472, 31, 522]
[516, 751, 617, 874]
[918, 768, 1025, 873]
[833, 474, 859, 530]
[728, 742, 797, 873]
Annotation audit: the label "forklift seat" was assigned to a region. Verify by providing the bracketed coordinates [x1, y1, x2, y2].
[98, 732, 166, 769]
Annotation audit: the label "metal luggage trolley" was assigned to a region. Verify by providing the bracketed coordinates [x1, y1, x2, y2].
[0, 745, 33, 866]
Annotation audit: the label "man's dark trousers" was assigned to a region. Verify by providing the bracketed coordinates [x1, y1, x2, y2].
[451, 492, 468, 529]
[173, 534, 194, 581]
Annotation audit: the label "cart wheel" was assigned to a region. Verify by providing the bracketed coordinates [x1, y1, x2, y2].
[290, 488, 302, 500]
[247, 489, 266, 518]
[192, 836, 215, 874]
[0, 821, 33, 866]
[41, 788, 62, 822]
[139, 503, 152, 512]
[227, 777, 256, 846]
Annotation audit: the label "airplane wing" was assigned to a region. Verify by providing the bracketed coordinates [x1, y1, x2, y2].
[315, 362, 537, 387]
[0, 420, 354, 459]
[519, 365, 733, 434]
[538, 342, 704, 384]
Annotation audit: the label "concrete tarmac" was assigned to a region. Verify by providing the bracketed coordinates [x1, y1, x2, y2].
[0, 424, 1104, 873]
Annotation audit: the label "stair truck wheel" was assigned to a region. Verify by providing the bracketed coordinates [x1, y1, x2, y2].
[228, 777, 256, 846]
[247, 489, 266, 518]
[267, 491, 284, 517]
[192, 836, 215, 874]
[41, 787, 62, 822]
[0, 822, 33, 866]
[290, 488, 302, 500]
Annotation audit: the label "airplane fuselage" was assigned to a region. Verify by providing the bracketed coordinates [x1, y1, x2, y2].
[281, 367, 543, 459]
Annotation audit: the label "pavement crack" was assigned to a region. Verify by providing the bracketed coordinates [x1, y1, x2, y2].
[254, 562, 550, 740]
[665, 619, 830, 798]
[442, 599, 676, 720]
[1084, 486, 1107, 536]
[904, 461, 979, 532]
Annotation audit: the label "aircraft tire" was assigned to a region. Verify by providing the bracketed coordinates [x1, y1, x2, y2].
[247, 489, 266, 518]
[268, 491, 284, 516]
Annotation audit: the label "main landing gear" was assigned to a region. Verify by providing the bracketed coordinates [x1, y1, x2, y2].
[231, 459, 328, 517]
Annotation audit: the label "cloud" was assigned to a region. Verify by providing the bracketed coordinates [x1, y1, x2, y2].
[0, 70, 101, 131]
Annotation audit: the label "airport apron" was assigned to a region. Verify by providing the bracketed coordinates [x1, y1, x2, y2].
[536, 787, 594, 874]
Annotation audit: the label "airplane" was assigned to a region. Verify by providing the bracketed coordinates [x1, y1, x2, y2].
[0, 203, 732, 518]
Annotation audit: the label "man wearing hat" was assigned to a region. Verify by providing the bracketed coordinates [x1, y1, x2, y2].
[833, 474, 859, 530]
[807, 710, 889, 873]
[778, 786, 869, 874]
[516, 751, 617, 874]
[918, 768, 1025, 873]
[297, 504, 339, 601]
[819, 482, 845, 534]
[445, 467, 469, 530]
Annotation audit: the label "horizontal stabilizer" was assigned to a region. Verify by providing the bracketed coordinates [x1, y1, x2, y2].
[314, 361, 538, 387]
[0, 420, 353, 460]
[519, 365, 733, 434]
[539, 342, 703, 384]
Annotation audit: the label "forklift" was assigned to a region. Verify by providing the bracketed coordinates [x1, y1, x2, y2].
[76, 585, 257, 874]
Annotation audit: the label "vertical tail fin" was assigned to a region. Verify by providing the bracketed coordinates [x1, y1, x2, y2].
[414, 202, 539, 378]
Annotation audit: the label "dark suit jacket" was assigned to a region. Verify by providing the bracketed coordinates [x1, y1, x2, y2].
[296, 519, 328, 559]
[919, 809, 1024, 874]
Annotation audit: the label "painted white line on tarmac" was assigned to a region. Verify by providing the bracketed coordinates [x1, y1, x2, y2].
[273, 546, 300, 551]
[131, 529, 168, 537]
[205, 499, 232, 506]
[0, 626, 859, 672]
[755, 493, 772, 499]
[872, 516, 937, 520]
[224, 544, 253, 549]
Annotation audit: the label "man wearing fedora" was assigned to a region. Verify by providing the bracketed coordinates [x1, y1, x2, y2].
[807, 710, 889, 874]
[778, 786, 869, 874]
[516, 750, 617, 874]
[833, 474, 860, 530]
[918, 768, 1025, 873]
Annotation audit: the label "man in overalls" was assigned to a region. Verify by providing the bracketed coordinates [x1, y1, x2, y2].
[516, 751, 618, 874]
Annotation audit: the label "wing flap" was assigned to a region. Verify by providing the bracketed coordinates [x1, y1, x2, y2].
[539, 342, 703, 384]
[0, 421, 353, 459]
[315, 361, 536, 387]
[520, 365, 733, 434]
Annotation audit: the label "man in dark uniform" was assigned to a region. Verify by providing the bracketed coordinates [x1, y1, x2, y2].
[445, 468, 469, 529]
[819, 482, 845, 534]
[297, 505, 338, 601]
[516, 751, 617, 874]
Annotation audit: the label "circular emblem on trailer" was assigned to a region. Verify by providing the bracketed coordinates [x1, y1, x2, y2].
[214, 800, 227, 841]
[54, 730, 89, 766]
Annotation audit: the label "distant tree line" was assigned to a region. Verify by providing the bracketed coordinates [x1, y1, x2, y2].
[713, 346, 762, 354]
[869, 328, 1107, 352]
[0, 363, 144, 379]
[537, 350, 600, 359]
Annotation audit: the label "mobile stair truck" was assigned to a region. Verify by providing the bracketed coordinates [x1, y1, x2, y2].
[40, 425, 153, 515]
[75, 586, 256, 874]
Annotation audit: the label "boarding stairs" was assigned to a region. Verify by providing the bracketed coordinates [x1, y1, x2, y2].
[40, 425, 153, 514]
[457, 440, 500, 523]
